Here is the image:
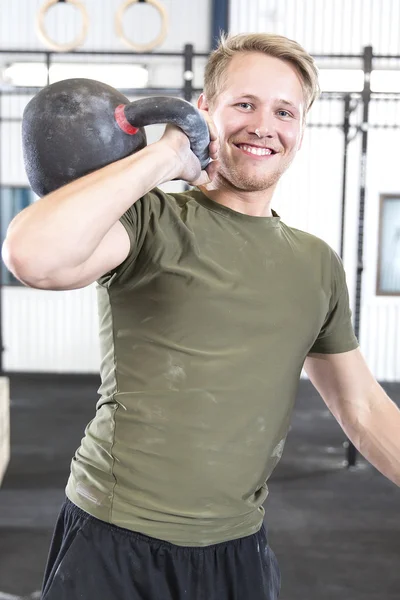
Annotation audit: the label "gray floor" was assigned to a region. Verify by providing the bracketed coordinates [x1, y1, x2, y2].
[0, 374, 399, 599]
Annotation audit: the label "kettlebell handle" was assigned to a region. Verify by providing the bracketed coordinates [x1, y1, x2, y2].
[22, 78, 211, 198]
[117, 97, 210, 171]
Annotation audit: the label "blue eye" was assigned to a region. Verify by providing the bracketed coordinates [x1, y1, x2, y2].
[278, 110, 291, 117]
[237, 102, 253, 110]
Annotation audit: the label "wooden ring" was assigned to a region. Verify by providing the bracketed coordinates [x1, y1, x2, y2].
[115, 0, 168, 52]
[36, 0, 89, 52]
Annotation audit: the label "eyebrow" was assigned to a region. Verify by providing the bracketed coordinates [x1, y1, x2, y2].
[277, 99, 298, 110]
[233, 94, 261, 103]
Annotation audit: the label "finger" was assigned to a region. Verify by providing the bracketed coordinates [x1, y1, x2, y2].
[190, 170, 211, 186]
[199, 109, 218, 141]
[209, 140, 219, 160]
[206, 159, 220, 181]
[191, 160, 220, 186]
[207, 120, 218, 142]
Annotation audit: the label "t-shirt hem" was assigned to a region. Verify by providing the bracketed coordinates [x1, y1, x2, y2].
[308, 339, 360, 355]
[65, 479, 265, 547]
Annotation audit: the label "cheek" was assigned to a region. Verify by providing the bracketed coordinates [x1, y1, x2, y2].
[281, 125, 303, 150]
[214, 112, 248, 143]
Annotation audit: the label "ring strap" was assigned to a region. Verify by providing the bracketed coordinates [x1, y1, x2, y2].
[115, 0, 168, 52]
[36, 0, 89, 52]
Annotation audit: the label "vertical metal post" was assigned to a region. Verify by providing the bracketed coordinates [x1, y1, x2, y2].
[339, 94, 351, 260]
[0, 91, 4, 374]
[46, 52, 51, 86]
[346, 46, 373, 468]
[183, 44, 194, 102]
[211, 0, 230, 50]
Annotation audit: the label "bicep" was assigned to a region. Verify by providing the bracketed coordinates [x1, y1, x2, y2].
[33, 220, 131, 290]
[304, 349, 379, 420]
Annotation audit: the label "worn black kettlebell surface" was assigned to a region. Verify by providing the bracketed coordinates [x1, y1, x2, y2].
[22, 78, 210, 197]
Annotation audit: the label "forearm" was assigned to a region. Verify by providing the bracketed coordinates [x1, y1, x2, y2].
[3, 141, 177, 277]
[342, 386, 400, 487]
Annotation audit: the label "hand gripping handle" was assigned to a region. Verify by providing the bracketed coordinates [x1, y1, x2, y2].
[122, 96, 211, 170]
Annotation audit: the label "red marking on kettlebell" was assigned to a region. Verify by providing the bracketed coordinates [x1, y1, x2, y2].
[115, 104, 139, 135]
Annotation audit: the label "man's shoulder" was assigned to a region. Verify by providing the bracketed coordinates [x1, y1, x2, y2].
[141, 186, 195, 215]
[280, 220, 334, 256]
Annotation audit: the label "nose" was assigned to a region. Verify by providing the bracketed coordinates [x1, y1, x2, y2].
[249, 111, 276, 139]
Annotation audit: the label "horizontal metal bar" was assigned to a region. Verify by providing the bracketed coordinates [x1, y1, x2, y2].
[0, 48, 210, 57]
[319, 92, 360, 99]
[0, 49, 399, 60]
[312, 54, 363, 59]
[368, 124, 400, 129]
[0, 88, 371, 98]
[373, 54, 400, 59]
[2, 88, 400, 100]
[307, 123, 344, 128]
[371, 92, 400, 98]
[299, 53, 400, 60]
[0, 86, 193, 96]
[13, 118, 400, 129]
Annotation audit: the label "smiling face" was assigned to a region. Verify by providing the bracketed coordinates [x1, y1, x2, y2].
[201, 52, 306, 193]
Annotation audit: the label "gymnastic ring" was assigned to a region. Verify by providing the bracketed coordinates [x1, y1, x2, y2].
[115, 0, 168, 52]
[35, 0, 89, 52]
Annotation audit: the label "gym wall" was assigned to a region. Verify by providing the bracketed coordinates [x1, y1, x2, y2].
[0, 0, 211, 52]
[230, 0, 400, 381]
[0, 0, 211, 374]
[1, 0, 400, 380]
[230, 0, 400, 55]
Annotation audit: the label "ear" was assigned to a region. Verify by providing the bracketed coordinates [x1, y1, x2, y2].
[197, 93, 209, 111]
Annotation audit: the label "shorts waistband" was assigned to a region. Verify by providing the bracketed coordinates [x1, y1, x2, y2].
[63, 497, 267, 552]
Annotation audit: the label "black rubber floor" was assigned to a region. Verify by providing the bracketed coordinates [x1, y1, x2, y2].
[0, 374, 399, 599]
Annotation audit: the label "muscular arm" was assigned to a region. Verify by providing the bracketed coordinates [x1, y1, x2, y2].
[2, 122, 218, 291]
[304, 349, 400, 487]
[3, 142, 177, 289]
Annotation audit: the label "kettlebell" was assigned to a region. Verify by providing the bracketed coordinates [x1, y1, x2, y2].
[22, 78, 211, 197]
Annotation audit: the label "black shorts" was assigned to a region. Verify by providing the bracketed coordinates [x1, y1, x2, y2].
[41, 498, 281, 600]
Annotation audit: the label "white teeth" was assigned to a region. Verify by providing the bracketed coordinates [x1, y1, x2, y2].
[239, 144, 272, 156]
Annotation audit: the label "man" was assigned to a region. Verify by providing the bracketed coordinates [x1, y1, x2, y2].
[3, 32, 400, 600]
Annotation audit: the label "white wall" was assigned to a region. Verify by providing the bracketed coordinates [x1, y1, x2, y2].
[0, 0, 210, 372]
[0, 0, 210, 95]
[229, 0, 400, 381]
[0, 0, 211, 53]
[3, 285, 100, 373]
[2, 1, 400, 378]
[230, 0, 400, 55]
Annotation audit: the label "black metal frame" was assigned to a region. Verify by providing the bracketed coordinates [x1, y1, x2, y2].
[1, 45, 400, 469]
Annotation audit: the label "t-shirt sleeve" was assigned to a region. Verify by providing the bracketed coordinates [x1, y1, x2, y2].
[97, 190, 155, 287]
[308, 249, 359, 354]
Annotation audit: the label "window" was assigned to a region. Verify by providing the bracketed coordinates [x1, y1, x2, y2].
[1, 186, 36, 285]
[377, 194, 400, 295]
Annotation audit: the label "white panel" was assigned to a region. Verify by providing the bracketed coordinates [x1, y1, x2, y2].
[273, 101, 345, 251]
[228, 1, 400, 380]
[275, 106, 400, 381]
[2, 285, 100, 373]
[247, 0, 258, 32]
[1, 122, 26, 186]
[229, 0, 400, 55]
[360, 302, 400, 380]
[0, 0, 211, 53]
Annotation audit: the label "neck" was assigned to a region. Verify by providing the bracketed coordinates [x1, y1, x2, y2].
[199, 175, 276, 217]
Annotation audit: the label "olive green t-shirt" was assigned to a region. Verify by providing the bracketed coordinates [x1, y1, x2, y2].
[66, 187, 359, 546]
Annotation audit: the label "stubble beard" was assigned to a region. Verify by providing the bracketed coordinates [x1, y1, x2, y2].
[217, 149, 294, 193]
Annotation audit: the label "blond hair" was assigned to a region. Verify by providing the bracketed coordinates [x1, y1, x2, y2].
[204, 33, 320, 114]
